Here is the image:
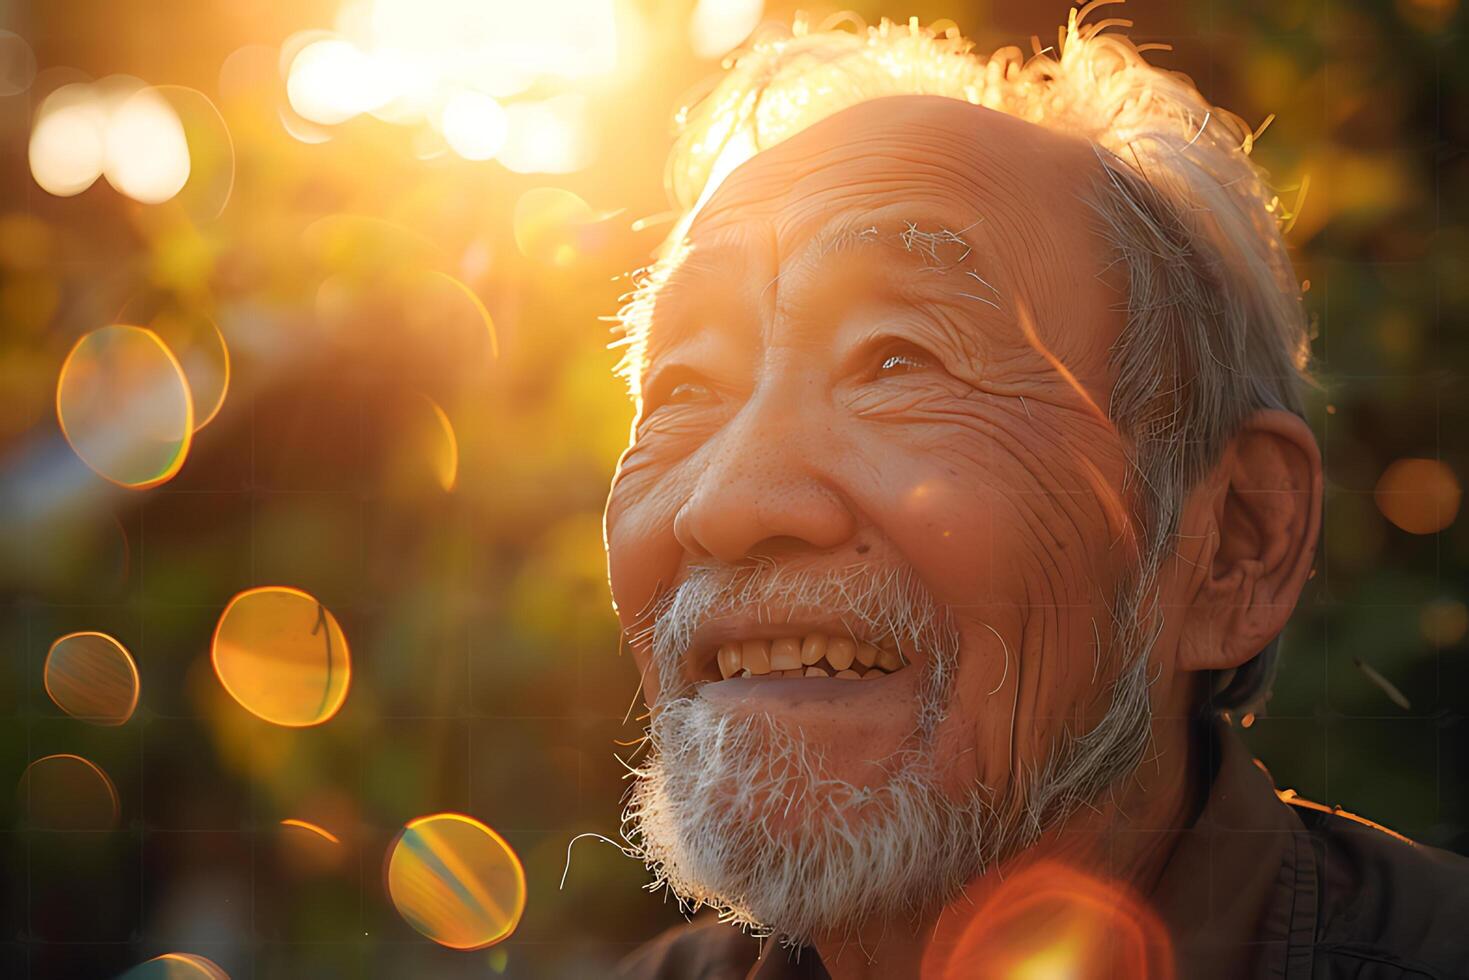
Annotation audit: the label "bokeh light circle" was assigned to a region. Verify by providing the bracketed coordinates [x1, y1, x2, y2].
[18, 754, 119, 830]
[119, 952, 230, 980]
[1374, 457, 1461, 534]
[287, 38, 386, 124]
[0, 30, 38, 96]
[441, 91, 508, 161]
[500, 96, 592, 174]
[56, 324, 194, 489]
[386, 813, 527, 950]
[1421, 597, 1468, 648]
[690, 0, 765, 59]
[104, 86, 191, 204]
[211, 586, 351, 727]
[148, 309, 231, 431]
[43, 631, 140, 726]
[29, 82, 107, 197]
[381, 391, 459, 494]
[513, 187, 606, 266]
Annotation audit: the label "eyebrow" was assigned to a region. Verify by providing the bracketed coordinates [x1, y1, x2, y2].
[811, 217, 1005, 313]
[638, 215, 1006, 370]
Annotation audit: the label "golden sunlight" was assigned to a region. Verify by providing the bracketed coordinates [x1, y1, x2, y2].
[281, 0, 619, 171]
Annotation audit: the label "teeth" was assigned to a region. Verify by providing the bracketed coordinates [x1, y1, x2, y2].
[826, 637, 856, 671]
[770, 637, 802, 670]
[742, 640, 771, 675]
[717, 643, 742, 679]
[711, 632, 912, 681]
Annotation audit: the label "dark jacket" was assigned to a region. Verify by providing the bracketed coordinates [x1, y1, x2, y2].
[617, 723, 1469, 978]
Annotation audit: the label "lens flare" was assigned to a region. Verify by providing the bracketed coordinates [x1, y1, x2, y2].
[43, 631, 140, 726]
[1374, 457, 1461, 534]
[925, 862, 1173, 980]
[385, 813, 527, 950]
[56, 324, 194, 490]
[211, 586, 351, 727]
[119, 952, 231, 980]
[18, 754, 120, 830]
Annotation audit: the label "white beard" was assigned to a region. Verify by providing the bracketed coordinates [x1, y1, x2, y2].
[622, 563, 1157, 945]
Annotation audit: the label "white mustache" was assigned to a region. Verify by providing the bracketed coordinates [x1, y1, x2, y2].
[642, 561, 959, 712]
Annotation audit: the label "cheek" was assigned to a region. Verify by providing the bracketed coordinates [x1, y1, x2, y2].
[605, 515, 672, 705]
[857, 423, 1136, 791]
[605, 461, 691, 703]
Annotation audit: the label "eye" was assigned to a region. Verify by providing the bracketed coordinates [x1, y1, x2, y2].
[666, 380, 712, 404]
[870, 342, 935, 378]
[642, 370, 717, 417]
[878, 351, 928, 373]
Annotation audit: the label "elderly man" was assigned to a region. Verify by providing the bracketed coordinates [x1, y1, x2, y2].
[603, 17, 1468, 980]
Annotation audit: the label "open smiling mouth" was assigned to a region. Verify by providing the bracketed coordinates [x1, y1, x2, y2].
[693, 631, 913, 683]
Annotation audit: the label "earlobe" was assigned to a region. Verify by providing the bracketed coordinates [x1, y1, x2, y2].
[1177, 410, 1322, 673]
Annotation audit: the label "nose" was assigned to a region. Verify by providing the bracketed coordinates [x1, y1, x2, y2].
[673, 405, 857, 563]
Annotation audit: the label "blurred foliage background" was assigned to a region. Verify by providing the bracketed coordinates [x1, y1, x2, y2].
[0, 0, 1464, 976]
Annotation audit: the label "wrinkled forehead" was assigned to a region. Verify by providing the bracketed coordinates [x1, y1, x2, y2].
[650, 96, 1124, 378]
[686, 95, 1107, 269]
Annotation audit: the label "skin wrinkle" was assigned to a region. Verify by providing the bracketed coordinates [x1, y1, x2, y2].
[653, 223, 1010, 381]
[605, 92, 1322, 979]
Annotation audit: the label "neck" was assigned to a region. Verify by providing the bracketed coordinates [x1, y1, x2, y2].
[811, 713, 1207, 980]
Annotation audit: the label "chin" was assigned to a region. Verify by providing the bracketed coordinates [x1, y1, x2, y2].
[624, 693, 999, 943]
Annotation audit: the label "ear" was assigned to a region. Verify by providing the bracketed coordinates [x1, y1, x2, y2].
[1175, 410, 1322, 673]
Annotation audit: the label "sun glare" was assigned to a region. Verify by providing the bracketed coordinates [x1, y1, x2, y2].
[281, 0, 619, 169]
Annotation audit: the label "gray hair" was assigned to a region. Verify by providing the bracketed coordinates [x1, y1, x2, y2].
[616, 12, 1314, 712]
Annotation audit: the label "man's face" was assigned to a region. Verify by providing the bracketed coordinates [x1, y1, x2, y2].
[604, 96, 1148, 935]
